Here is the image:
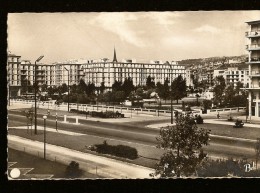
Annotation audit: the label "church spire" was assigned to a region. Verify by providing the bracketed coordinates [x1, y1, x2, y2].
[113, 47, 117, 63]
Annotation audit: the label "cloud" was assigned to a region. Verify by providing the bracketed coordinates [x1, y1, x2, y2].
[162, 36, 196, 46]
[194, 25, 221, 34]
[88, 13, 146, 47]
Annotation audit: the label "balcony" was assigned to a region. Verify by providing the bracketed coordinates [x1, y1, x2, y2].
[246, 84, 260, 90]
[247, 57, 260, 63]
[245, 31, 260, 38]
[249, 71, 260, 77]
[246, 44, 260, 51]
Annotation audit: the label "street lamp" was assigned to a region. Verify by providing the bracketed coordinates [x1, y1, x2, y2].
[43, 115, 47, 159]
[170, 88, 173, 124]
[64, 67, 70, 112]
[34, 55, 44, 135]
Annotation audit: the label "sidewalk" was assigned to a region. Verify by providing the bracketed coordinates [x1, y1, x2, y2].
[146, 118, 260, 129]
[8, 135, 155, 179]
[9, 102, 169, 124]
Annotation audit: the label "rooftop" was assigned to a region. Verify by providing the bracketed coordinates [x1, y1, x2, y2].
[246, 20, 260, 25]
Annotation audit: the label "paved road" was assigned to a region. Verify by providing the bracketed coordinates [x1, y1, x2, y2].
[8, 111, 257, 163]
[8, 135, 154, 178]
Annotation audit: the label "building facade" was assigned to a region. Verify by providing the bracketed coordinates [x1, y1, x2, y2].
[8, 50, 186, 96]
[7, 54, 22, 97]
[246, 20, 260, 119]
[213, 66, 250, 87]
[81, 60, 186, 88]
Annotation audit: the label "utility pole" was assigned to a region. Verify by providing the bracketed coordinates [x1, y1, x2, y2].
[34, 55, 44, 135]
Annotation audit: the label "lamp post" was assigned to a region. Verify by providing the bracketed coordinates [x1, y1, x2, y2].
[64, 67, 70, 112]
[34, 55, 44, 135]
[43, 115, 47, 159]
[170, 88, 173, 124]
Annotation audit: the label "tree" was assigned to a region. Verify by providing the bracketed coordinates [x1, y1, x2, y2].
[40, 84, 48, 92]
[122, 77, 135, 97]
[78, 79, 86, 94]
[70, 84, 78, 94]
[161, 78, 170, 103]
[112, 80, 122, 92]
[60, 83, 68, 94]
[224, 84, 236, 107]
[21, 78, 30, 94]
[213, 76, 226, 107]
[151, 113, 210, 178]
[171, 75, 187, 104]
[146, 75, 155, 89]
[86, 82, 96, 96]
[100, 82, 106, 94]
[114, 91, 126, 103]
[47, 86, 55, 99]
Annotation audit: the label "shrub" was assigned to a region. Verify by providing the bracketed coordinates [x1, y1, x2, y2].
[195, 115, 204, 124]
[94, 141, 138, 159]
[65, 161, 83, 178]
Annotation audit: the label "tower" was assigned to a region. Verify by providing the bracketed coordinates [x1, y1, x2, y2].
[245, 20, 260, 119]
[113, 47, 117, 63]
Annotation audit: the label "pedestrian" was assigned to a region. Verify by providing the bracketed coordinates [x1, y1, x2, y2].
[217, 112, 220, 119]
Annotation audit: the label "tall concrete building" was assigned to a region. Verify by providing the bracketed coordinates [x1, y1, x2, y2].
[246, 20, 260, 119]
[7, 54, 22, 97]
[7, 49, 186, 96]
[81, 49, 186, 88]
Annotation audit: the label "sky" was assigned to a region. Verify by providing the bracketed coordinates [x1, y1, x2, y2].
[7, 11, 260, 64]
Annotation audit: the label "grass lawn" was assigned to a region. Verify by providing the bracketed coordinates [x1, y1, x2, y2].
[8, 148, 102, 179]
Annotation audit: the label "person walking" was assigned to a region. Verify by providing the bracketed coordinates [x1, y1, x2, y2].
[217, 112, 220, 119]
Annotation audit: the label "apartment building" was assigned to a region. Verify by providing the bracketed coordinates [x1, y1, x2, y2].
[246, 20, 260, 119]
[7, 49, 186, 96]
[7, 54, 22, 97]
[213, 66, 250, 87]
[81, 49, 186, 88]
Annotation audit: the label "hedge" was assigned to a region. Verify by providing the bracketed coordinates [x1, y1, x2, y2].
[70, 109, 124, 118]
[94, 141, 138, 159]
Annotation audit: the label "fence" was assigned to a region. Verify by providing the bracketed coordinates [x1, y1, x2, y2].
[207, 107, 246, 114]
[10, 99, 204, 117]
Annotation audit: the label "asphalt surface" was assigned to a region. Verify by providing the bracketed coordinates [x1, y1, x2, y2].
[8, 110, 258, 166]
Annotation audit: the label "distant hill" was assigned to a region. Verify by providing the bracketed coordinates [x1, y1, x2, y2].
[178, 55, 248, 67]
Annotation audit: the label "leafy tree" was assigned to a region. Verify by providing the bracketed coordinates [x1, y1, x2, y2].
[224, 84, 236, 106]
[78, 79, 86, 94]
[235, 81, 244, 94]
[21, 78, 31, 94]
[70, 84, 78, 94]
[102, 91, 113, 104]
[171, 75, 187, 104]
[47, 86, 55, 98]
[32, 81, 40, 95]
[40, 84, 48, 92]
[136, 87, 145, 99]
[122, 77, 135, 96]
[112, 80, 123, 92]
[146, 75, 155, 89]
[151, 113, 210, 178]
[161, 78, 170, 103]
[198, 80, 208, 91]
[114, 91, 126, 103]
[213, 76, 226, 107]
[86, 82, 96, 96]
[60, 83, 68, 94]
[100, 82, 106, 94]
[156, 82, 164, 98]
